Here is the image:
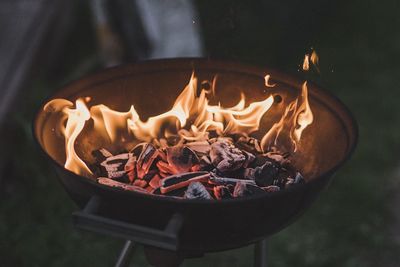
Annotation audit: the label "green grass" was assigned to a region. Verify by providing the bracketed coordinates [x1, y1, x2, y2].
[1, 0, 400, 266]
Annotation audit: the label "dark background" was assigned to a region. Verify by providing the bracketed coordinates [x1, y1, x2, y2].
[1, 0, 400, 266]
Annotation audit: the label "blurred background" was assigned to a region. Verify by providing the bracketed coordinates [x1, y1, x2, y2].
[1, 0, 400, 266]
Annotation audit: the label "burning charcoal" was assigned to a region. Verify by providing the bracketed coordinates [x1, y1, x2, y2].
[209, 173, 256, 186]
[160, 171, 210, 194]
[190, 164, 201, 172]
[262, 185, 280, 192]
[149, 174, 161, 189]
[233, 182, 265, 198]
[156, 160, 174, 174]
[253, 161, 279, 187]
[130, 142, 147, 157]
[137, 143, 159, 178]
[98, 177, 147, 193]
[213, 185, 233, 200]
[158, 149, 168, 162]
[184, 182, 213, 200]
[185, 141, 211, 155]
[166, 146, 199, 173]
[133, 179, 148, 188]
[100, 153, 132, 179]
[142, 169, 158, 182]
[210, 139, 246, 172]
[294, 172, 305, 184]
[124, 156, 137, 182]
[145, 186, 154, 193]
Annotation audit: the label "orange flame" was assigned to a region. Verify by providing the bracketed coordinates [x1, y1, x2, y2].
[45, 98, 93, 176]
[293, 81, 313, 142]
[45, 70, 314, 176]
[303, 54, 310, 71]
[264, 74, 276, 87]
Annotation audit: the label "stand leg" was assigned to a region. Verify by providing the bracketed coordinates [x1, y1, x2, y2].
[254, 239, 268, 267]
[115, 240, 135, 267]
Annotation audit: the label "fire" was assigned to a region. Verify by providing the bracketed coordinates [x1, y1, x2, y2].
[303, 54, 310, 71]
[45, 63, 316, 176]
[303, 50, 319, 72]
[264, 74, 276, 87]
[44, 98, 93, 176]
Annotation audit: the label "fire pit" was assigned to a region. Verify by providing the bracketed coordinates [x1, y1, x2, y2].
[33, 58, 357, 260]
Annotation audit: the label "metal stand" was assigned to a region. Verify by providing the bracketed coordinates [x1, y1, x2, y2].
[254, 239, 268, 267]
[73, 196, 268, 267]
[115, 240, 135, 267]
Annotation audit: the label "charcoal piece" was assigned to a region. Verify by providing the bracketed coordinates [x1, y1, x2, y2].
[133, 179, 148, 188]
[262, 185, 280, 192]
[190, 164, 201, 172]
[130, 142, 147, 157]
[124, 156, 137, 182]
[166, 146, 199, 173]
[209, 173, 256, 186]
[92, 148, 113, 162]
[160, 171, 209, 194]
[210, 139, 246, 172]
[233, 182, 265, 197]
[145, 186, 154, 193]
[184, 182, 213, 200]
[242, 150, 255, 168]
[158, 149, 168, 162]
[213, 185, 233, 200]
[142, 169, 158, 182]
[100, 153, 132, 179]
[294, 172, 305, 184]
[265, 151, 290, 166]
[285, 178, 295, 188]
[253, 161, 279, 187]
[149, 174, 161, 188]
[156, 160, 174, 174]
[137, 143, 159, 178]
[98, 177, 147, 193]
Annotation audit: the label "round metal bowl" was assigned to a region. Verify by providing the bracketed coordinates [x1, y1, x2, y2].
[33, 58, 357, 253]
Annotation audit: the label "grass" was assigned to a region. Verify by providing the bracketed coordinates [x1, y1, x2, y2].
[1, 0, 400, 266]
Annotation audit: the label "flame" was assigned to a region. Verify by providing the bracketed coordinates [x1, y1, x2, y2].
[45, 99, 93, 176]
[260, 81, 313, 152]
[303, 50, 319, 73]
[264, 74, 276, 87]
[293, 81, 313, 142]
[310, 51, 319, 66]
[303, 54, 310, 71]
[44, 70, 314, 176]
